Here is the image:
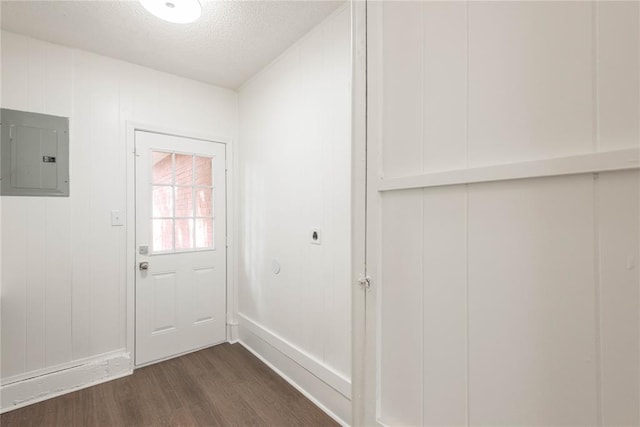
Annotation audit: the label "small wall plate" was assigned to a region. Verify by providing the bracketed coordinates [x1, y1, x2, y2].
[272, 260, 281, 275]
[311, 228, 321, 245]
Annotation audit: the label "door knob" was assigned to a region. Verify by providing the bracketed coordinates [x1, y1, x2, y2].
[139, 261, 149, 271]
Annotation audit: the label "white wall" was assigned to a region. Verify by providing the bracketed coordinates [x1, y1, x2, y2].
[237, 5, 351, 424]
[1, 31, 237, 409]
[368, 1, 640, 426]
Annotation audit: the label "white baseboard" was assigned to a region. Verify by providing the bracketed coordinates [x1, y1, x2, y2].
[227, 320, 240, 343]
[1, 351, 132, 414]
[238, 314, 351, 426]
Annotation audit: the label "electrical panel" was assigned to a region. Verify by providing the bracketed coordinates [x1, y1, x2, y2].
[1, 108, 69, 197]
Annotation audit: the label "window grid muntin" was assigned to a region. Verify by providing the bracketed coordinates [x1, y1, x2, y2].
[150, 150, 214, 254]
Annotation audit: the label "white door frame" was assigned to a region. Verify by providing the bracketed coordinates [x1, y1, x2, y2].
[351, 0, 387, 425]
[125, 121, 236, 367]
[350, 0, 371, 426]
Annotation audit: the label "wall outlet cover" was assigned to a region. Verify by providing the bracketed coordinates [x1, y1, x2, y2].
[311, 228, 321, 245]
[111, 210, 124, 226]
[272, 260, 281, 274]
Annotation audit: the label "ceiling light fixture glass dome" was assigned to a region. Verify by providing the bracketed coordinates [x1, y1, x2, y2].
[139, 0, 202, 24]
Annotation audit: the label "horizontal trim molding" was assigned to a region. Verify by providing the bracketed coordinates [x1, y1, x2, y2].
[238, 339, 350, 426]
[378, 148, 640, 192]
[1, 349, 128, 386]
[1, 351, 132, 413]
[237, 313, 351, 399]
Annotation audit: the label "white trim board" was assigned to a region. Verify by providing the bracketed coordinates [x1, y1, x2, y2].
[0, 349, 125, 386]
[237, 313, 351, 398]
[0, 351, 132, 414]
[350, 0, 368, 424]
[227, 320, 240, 344]
[378, 148, 640, 192]
[238, 322, 352, 426]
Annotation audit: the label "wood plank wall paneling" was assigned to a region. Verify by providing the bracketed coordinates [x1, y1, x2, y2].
[372, 1, 640, 426]
[596, 2, 640, 151]
[467, 175, 598, 425]
[598, 170, 640, 425]
[467, 2, 594, 166]
[422, 185, 467, 426]
[237, 6, 351, 381]
[0, 31, 238, 383]
[380, 190, 424, 426]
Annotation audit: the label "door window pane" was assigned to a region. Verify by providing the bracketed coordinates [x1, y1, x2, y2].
[175, 154, 193, 185]
[152, 186, 173, 217]
[196, 218, 213, 249]
[175, 219, 194, 250]
[152, 151, 172, 184]
[152, 219, 174, 252]
[175, 186, 193, 218]
[195, 156, 213, 186]
[195, 188, 212, 217]
[150, 151, 214, 253]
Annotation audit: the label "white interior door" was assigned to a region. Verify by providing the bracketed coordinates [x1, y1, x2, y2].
[135, 130, 226, 366]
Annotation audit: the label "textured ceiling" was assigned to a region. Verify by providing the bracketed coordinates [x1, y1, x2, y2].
[0, 0, 345, 89]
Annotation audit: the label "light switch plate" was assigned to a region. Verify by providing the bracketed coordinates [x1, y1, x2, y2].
[111, 210, 124, 226]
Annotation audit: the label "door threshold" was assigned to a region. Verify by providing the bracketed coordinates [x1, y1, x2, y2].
[134, 339, 227, 369]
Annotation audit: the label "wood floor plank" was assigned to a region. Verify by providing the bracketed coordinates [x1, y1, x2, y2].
[0, 343, 339, 427]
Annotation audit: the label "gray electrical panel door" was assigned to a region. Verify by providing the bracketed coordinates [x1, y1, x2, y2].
[1, 108, 69, 197]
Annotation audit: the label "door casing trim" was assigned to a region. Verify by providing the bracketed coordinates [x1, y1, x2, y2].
[125, 121, 236, 369]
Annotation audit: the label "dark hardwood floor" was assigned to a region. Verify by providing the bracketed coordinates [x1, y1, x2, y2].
[1, 343, 339, 427]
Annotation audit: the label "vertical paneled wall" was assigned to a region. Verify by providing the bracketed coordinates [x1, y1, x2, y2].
[1, 31, 237, 382]
[370, 1, 639, 426]
[238, 3, 351, 397]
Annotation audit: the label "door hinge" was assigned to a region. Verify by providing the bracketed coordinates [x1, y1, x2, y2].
[357, 274, 371, 291]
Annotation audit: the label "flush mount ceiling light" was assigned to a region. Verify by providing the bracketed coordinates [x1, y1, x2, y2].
[139, 0, 202, 24]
